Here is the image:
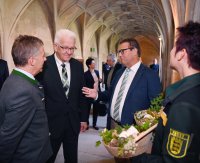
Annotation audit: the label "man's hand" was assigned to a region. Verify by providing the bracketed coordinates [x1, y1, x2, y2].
[82, 87, 98, 99]
[80, 122, 87, 132]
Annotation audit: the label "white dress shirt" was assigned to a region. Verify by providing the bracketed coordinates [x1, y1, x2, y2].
[110, 61, 141, 121]
[54, 54, 71, 86]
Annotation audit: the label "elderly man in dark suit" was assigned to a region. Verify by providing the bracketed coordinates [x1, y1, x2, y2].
[83, 38, 161, 163]
[0, 59, 9, 90]
[37, 29, 88, 163]
[0, 35, 52, 163]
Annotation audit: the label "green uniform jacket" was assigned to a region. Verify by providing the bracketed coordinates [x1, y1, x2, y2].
[132, 73, 200, 163]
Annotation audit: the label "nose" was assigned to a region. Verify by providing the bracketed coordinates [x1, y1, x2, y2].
[64, 50, 73, 55]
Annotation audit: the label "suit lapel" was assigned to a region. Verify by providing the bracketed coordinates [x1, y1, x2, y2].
[110, 67, 125, 100]
[88, 71, 94, 83]
[68, 59, 77, 98]
[126, 64, 145, 98]
[48, 55, 67, 97]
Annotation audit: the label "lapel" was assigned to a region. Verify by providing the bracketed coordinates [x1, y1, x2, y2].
[88, 70, 94, 82]
[126, 64, 145, 98]
[68, 59, 75, 97]
[110, 67, 126, 99]
[94, 70, 99, 78]
[48, 55, 67, 96]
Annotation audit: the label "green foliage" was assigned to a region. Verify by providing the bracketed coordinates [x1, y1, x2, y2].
[135, 121, 150, 132]
[115, 125, 123, 134]
[123, 124, 131, 130]
[149, 93, 164, 112]
[96, 140, 101, 147]
[99, 129, 113, 144]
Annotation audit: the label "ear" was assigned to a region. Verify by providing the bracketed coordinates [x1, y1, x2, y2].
[177, 49, 186, 61]
[53, 44, 58, 52]
[28, 56, 35, 66]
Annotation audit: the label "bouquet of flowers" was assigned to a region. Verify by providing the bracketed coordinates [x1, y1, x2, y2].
[134, 93, 164, 130]
[96, 94, 164, 158]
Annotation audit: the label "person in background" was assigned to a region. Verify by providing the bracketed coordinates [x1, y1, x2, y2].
[0, 59, 9, 91]
[106, 53, 123, 129]
[84, 57, 101, 130]
[131, 21, 200, 163]
[102, 59, 111, 90]
[0, 35, 52, 163]
[83, 38, 161, 163]
[149, 58, 159, 73]
[106, 53, 123, 90]
[36, 29, 88, 163]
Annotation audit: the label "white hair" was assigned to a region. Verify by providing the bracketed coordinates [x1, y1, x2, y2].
[54, 29, 76, 44]
[107, 53, 116, 63]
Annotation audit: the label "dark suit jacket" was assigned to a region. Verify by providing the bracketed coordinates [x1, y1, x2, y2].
[0, 59, 9, 90]
[102, 63, 110, 90]
[150, 63, 159, 73]
[0, 70, 52, 163]
[84, 70, 100, 90]
[37, 54, 88, 138]
[98, 63, 162, 125]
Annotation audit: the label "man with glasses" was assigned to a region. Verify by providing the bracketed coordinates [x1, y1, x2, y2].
[37, 29, 88, 163]
[82, 38, 161, 162]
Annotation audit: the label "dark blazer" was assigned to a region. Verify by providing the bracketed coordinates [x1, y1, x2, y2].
[0, 59, 9, 90]
[84, 70, 100, 90]
[102, 63, 110, 90]
[0, 70, 52, 163]
[99, 63, 162, 125]
[37, 54, 88, 138]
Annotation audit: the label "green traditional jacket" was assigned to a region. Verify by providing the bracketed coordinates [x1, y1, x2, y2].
[132, 73, 200, 163]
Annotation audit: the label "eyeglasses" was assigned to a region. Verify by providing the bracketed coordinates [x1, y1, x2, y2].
[56, 44, 77, 52]
[117, 48, 134, 55]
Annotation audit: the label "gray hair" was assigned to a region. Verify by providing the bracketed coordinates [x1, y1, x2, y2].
[54, 29, 76, 44]
[107, 53, 116, 63]
[11, 35, 43, 66]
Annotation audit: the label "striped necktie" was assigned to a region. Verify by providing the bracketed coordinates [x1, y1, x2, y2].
[61, 63, 69, 98]
[113, 68, 130, 122]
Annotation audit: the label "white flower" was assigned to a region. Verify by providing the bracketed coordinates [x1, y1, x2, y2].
[102, 128, 107, 133]
[144, 114, 154, 119]
[119, 126, 139, 138]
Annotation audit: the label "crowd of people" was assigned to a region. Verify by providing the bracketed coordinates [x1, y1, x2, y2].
[0, 21, 200, 163]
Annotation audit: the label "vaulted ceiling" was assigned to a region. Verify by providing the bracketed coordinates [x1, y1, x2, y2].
[77, 0, 165, 38]
[41, 0, 168, 40]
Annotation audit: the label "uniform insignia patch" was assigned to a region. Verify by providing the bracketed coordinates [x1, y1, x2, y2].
[167, 129, 190, 158]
